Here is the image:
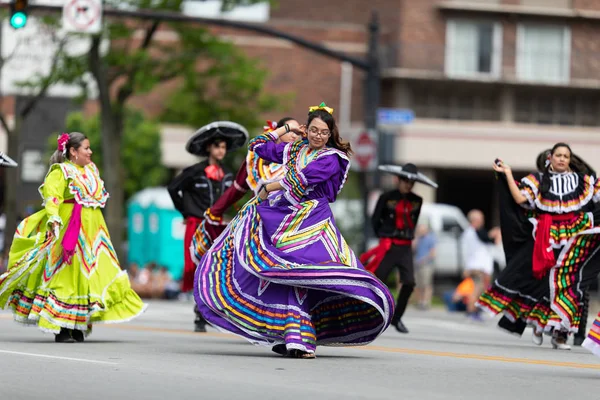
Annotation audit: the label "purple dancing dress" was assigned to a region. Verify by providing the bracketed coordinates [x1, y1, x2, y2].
[193, 132, 395, 354]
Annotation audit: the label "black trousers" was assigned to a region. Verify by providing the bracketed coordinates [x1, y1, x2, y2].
[575, 289, 590, 340]
[194, 304, 206, 324]
[375, 244, 415, 323]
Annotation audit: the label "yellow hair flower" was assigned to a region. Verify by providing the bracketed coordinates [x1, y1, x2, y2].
[308, 102, 334, 115]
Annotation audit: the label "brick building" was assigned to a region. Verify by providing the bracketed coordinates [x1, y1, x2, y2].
[3, 0, 600, 221]
[375, 0, 600, 222]
[155, 0, 377, 167]
[186, 0, 600, 222]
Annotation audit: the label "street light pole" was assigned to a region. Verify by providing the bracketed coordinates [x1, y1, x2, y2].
[360, 12, 381, 254]
[365, 12, 380, 144]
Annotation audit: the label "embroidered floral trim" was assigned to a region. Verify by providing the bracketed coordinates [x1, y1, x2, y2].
[519, 172, 595, 213]
[42, 196, 61, 208]
[594, 177, 600, 203]
[247, 132, 278, 152]
[42, 162, 108, 209]
[280, 168, 307, 205]
[38, 163, 107, 209]
[280, 140, 351, 201]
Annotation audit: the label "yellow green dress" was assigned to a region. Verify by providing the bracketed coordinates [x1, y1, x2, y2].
[0, 160, 146, 335]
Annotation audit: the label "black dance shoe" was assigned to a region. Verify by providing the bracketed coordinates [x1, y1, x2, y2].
[70, 329, 85, 342]
[55, 328, 75, 343]
[394, 320, 409, 334]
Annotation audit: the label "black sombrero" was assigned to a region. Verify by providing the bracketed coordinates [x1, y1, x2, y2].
[378, 163, 438, 189]
[0, 152, 18, 168]
[185, 121, 249, 157]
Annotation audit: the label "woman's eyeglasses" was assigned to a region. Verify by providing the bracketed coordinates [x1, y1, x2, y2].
[308, 127, 331, 137]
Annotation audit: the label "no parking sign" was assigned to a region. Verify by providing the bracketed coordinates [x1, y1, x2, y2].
[62, 0, 103, 34]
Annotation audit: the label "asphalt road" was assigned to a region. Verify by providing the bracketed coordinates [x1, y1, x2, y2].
[1, 300, 598, 400]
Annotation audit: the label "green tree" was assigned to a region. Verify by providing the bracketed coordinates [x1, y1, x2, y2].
[40, 0, 280, 258]
[0, 18, 69, 251]
[48, 110, 169, 201]
[161, 49, 289, 169]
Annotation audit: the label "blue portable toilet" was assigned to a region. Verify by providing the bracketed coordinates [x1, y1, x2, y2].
[145, 202, 161, 267]
[127, 187, 185, 281]
[126, 199, 147, 267]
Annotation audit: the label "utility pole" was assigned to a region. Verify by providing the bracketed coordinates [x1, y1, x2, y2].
[0, 3, 382, 253]
[361, 13, 381, 254]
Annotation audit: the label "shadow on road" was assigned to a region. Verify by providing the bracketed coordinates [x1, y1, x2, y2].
[175, 349, 371, 360]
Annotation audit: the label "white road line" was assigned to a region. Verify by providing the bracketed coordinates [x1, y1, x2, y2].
[0, 349, 118, 365]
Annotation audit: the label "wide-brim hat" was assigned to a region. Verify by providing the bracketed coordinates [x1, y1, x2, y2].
[0, 152, 18, 168]
[378, 163, 438, 189]
[185, 121, 249, 157]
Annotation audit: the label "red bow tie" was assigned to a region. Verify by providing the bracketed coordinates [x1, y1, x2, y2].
[205, 165, 224, 181]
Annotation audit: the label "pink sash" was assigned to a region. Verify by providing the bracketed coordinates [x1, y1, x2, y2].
[61, 199, 81, 264]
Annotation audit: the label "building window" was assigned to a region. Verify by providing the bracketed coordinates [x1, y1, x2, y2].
[579, 101, 599, 127]
[411, 84, 502, 121]
[520, 0, 570, 8]
[445, 20, 502, 78]
[516, 24, 570, 84]
[514, 92, 599, 126]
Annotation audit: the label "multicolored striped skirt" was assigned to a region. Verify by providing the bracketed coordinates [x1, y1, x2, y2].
[0, 207, 146, 335]
[583, 311, 600, 357]
[194, 197, 395, 354]
[477, 211, 600, 335]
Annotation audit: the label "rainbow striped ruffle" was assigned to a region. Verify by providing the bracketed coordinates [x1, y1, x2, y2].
[583, 312, 600, 357]
[194, 198, 395, 353]
[0, 201, 146, 335]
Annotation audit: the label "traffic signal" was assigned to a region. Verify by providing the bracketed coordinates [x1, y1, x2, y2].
[9, 0, 29, 30]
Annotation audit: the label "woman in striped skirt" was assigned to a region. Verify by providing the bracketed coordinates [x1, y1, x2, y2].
[478, 143, 600, 350]
[193, 104, 395, 358]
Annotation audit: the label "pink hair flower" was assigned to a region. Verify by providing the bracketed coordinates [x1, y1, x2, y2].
[57, 133, 69, 155]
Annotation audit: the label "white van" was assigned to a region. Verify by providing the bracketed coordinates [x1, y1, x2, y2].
[418, 203, 506, 278]
[332, 200, 505, 278]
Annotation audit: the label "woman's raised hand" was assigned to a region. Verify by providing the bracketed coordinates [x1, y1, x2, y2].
[291, 124, 307, 135]
[286, 120, 302, 133]
[492, 158, 511, 174]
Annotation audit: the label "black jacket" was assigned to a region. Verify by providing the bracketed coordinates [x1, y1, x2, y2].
[167, 161, 233, 219]
[371, 190, 423, 241]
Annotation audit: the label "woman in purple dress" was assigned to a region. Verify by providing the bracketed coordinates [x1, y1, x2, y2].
[194, 103, 395, 359]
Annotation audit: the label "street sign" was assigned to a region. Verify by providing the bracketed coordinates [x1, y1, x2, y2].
[354, 131, 377, 171]
[377, 108, 414, 125]
[182, 0, 270, 22]
[62, 0, 102, 34]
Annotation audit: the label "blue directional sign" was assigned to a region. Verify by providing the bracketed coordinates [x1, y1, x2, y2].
[377, 108, 415, 125]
